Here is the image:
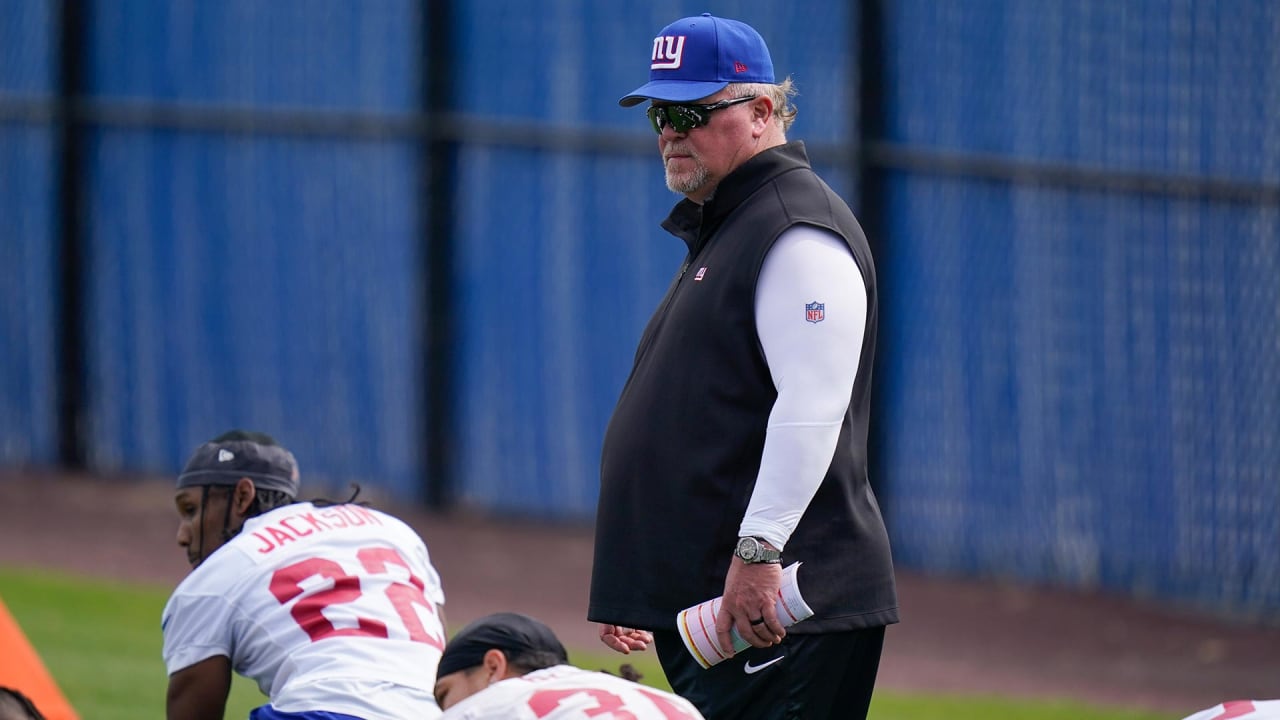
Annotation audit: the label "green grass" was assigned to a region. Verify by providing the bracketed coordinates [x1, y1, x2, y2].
[0, 567, 1168, 720]
[868, 694, 1168, 720]
[0, 567, 262, 719]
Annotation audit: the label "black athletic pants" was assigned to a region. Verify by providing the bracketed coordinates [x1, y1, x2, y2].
[653, 625, 886, 720]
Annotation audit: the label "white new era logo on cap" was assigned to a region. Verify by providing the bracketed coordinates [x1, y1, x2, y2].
[218, 449, 234, 462]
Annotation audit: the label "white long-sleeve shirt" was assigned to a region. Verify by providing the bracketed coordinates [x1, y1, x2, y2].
[739, 224, 868, 549]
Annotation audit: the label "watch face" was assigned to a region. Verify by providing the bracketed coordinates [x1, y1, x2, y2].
[736, 537, 758, 561]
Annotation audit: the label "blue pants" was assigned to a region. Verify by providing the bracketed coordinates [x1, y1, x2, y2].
[249, 707, 365, 720]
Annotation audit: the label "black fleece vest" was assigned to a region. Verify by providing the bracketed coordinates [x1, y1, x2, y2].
[590, 142, 899, 632]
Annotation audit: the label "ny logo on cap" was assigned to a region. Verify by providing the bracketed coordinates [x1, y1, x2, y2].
[651, 35, 686, 69]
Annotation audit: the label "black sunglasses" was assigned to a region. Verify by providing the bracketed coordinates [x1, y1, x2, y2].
[646, 96, 757, 135]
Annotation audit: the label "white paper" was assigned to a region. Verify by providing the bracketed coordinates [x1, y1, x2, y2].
[675, 561, 813, 669]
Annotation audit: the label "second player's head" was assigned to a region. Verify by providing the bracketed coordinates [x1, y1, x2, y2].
[433, 612, 569, 710]
[173, 429, 300, 568]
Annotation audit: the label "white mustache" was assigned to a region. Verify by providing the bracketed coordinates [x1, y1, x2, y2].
[664, 145, 694, 161]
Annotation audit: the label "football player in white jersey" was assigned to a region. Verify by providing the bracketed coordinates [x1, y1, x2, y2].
[434, 613, 705, 719]
[161, 430, 447, 720]
[1181, 700, 1280, 720]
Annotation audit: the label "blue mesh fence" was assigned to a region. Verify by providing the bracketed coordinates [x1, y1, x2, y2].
[68, 1, 427, 497]
[877, 0, 1280, 620]
[0, 0, 58, 465]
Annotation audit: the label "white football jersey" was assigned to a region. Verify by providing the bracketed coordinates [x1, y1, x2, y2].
[1182, 700, 1280, 720]
[441, 665, 704, 720]
[162, 502, 446, 718]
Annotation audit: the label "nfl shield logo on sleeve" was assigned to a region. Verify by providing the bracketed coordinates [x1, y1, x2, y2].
[805, 301, 825, 323]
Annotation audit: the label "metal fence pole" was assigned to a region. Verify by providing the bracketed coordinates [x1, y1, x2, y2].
[55, 0, 88, 470]
[856, 0, 893, 508]
[422, 0, 458, 509]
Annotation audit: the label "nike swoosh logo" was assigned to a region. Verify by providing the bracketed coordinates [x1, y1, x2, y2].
[743, 656, 784, 674]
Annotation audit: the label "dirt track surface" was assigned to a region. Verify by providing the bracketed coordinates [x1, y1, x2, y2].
[1, 470, 1277, 717]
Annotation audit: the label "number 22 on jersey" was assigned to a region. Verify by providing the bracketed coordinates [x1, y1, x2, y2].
[269, 545, 444, 649]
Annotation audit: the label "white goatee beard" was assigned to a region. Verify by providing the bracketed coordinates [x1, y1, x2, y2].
[664, 153, 709, 196]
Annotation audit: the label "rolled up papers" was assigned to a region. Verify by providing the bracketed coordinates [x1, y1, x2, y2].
[676, 561, 813, 669]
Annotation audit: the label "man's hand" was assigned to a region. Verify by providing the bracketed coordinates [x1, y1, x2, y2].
[716, 556, 785, 654]
[598, 623, 654, 654]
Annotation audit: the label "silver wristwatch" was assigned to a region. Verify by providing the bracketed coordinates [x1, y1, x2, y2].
[734, 536, 782, 564]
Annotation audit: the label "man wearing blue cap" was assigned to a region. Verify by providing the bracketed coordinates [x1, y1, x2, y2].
[590, 14, 898, 720]
[161, 430, 448, 720]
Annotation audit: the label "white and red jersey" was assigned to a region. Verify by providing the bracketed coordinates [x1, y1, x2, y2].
[162, 502, 446, 718]
[1182, 700, 1280, 720]
[441, 665, 704, 720]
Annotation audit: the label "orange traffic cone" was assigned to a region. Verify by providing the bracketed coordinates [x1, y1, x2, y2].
[0, 596, 78, 720]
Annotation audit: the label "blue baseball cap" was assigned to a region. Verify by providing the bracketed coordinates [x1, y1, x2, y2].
[619, 13, 775, 107]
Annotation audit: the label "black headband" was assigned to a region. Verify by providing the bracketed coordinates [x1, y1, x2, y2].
[176, 437, 300, 498]
[437, 612, 568, 678]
